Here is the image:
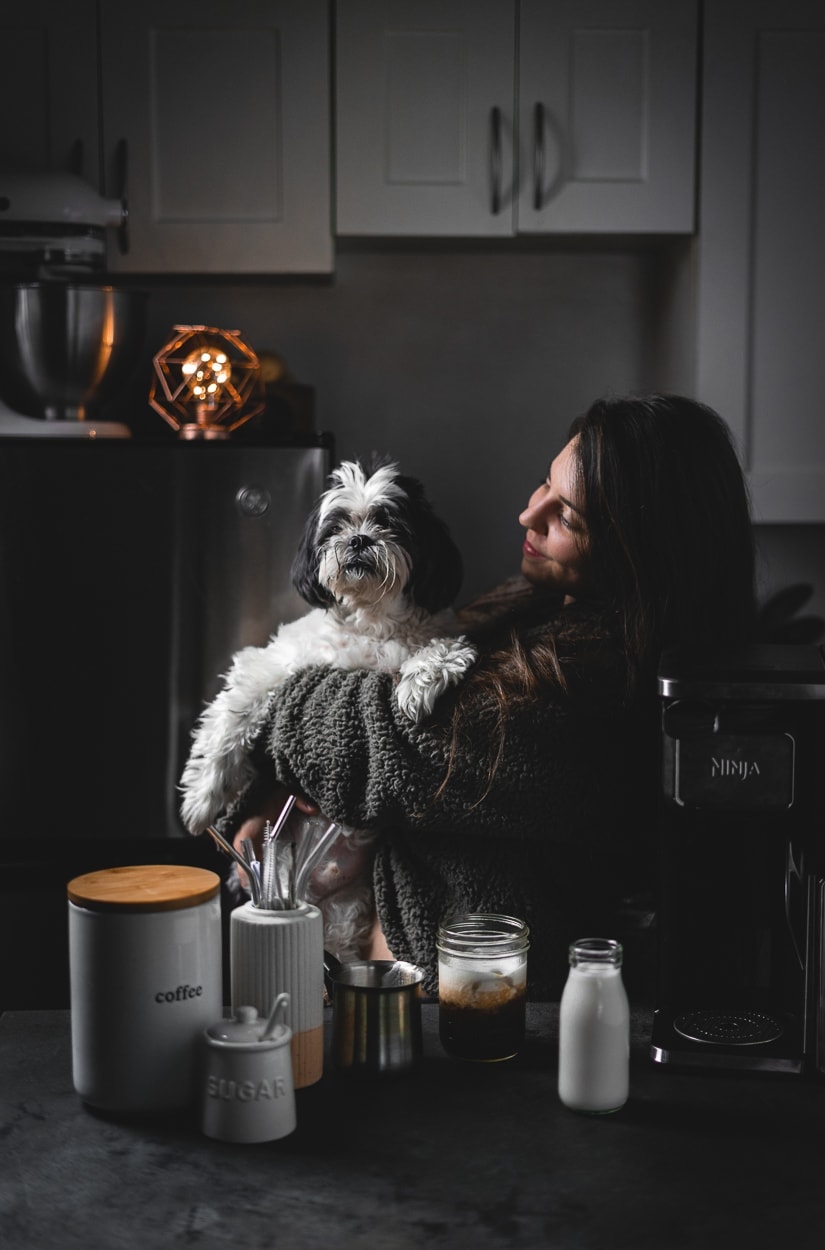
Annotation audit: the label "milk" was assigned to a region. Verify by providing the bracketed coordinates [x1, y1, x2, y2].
[558, 940, 629, 1114]
[437, 956, 527, 1000]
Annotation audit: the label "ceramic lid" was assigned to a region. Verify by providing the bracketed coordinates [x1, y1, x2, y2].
[206, 1005, 290, 1048]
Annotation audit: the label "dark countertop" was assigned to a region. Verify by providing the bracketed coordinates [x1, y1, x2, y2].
[2, 1004, 825, 1250]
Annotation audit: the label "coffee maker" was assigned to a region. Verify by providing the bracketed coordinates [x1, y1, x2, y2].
[651, 644, 825, 1076]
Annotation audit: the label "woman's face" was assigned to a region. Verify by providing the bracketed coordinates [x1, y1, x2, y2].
[519, 437, 590, 599]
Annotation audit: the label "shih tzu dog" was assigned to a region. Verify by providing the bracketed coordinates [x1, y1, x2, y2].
[179, 456, 476, 960]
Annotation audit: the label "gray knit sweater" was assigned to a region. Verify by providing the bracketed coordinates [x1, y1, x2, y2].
[233, 589, 659, 998]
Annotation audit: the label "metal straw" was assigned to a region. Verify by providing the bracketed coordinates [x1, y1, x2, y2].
[205, 824, 261, 907]
[208, 800, 340, 910]
[240, 836, 262, 905]
[278, 840, 296, 910]
[261, 819, 278, 909]
[294, 820, 341, 901]
[259, 794, 298, 909]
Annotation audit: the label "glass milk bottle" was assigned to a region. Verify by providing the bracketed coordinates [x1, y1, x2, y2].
[558, 937, 629, 1113]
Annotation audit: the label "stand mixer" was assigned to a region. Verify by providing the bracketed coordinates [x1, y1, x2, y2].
[0, 171, 147, 438]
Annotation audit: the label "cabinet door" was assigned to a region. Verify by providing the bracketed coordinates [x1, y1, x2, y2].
[0, 0, 99, 182]
[518, 0, 697, 233]
[335, 0, 516, 236]
[697, 0, 825, 521]
[99, 1, 332, 273]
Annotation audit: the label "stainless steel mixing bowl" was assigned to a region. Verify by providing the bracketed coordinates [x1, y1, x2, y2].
[0, 283, 147, 420]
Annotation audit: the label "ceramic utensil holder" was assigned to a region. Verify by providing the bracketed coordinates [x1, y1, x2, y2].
[230, 900, 324, 1088]
[67, 864, 223, 1113]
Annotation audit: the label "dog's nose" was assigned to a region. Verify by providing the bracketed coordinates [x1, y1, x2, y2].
[348, 533, 372, 552]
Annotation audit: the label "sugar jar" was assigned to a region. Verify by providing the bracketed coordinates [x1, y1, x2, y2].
[200, 994, 296, 1143]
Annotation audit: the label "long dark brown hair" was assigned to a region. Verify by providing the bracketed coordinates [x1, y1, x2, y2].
[568, 393, 757, 690]
[440, 394, 757, 787]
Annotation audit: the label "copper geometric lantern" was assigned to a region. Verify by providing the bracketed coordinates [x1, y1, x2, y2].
[149, 324, 265, 439]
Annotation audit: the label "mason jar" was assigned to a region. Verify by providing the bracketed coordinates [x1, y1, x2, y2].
[436, 913, 530, 1061]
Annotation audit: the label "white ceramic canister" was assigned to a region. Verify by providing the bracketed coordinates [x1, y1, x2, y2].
[67, 864, 223, 1114]
[558, 937, 630, 1114]
[200, 994, 296, 1144]
[230, 900, 324, 1089]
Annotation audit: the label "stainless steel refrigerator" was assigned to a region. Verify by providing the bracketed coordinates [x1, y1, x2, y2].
[0, 436, 332, 844]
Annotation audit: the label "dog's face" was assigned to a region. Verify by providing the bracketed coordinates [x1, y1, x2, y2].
[291, 457, 463, 615]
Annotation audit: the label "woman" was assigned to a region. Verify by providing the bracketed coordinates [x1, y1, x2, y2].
[220, 394, 757, 998]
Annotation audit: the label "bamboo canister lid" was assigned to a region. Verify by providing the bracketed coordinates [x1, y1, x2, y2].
[67, 864, 220, 912]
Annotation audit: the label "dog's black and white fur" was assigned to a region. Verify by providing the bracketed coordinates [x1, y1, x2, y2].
[179, 457, 476, 959]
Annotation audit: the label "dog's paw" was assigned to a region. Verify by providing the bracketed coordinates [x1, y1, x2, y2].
[179, 758, 232, 834]
[179, 741, 258, 834]
[395, 636, 477, 723]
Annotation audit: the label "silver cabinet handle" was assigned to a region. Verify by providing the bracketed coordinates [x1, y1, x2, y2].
[69, 139, 84, 179]
[490, 106, 502, 216]
[115, 139, 130, 255]
[533, 102, 545, 211]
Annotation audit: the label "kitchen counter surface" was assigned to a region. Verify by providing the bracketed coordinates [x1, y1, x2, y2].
[2, 1004, 825, 1250]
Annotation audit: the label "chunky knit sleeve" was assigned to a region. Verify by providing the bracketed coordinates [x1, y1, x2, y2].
[257, 658, 625, 846]
[261, 666, 444, 829]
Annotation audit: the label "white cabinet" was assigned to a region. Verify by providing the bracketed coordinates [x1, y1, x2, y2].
[696, 0, 825, 521]
[335, 0, 515, 236]
[1, 2, 333, 274]
[335, 0, 697, 237]
[517, 0, 696, 234]
[0, 1, 99, 183]
[99, 1, 332, 273]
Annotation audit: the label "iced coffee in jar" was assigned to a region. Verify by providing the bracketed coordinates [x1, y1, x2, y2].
[436, 913, 530, 1061]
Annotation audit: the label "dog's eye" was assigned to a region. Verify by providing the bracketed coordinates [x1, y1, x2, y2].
[372, 508, 390, 529]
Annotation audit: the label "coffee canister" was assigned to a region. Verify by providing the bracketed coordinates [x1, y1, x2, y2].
[67, 864, 223, 1113]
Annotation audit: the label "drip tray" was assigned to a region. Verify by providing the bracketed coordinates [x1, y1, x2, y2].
[673, 1009, 784, 1047]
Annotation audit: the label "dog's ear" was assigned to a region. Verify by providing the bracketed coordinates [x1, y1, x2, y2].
[290, 498, 335, 607]
[399, 475, 464, 614]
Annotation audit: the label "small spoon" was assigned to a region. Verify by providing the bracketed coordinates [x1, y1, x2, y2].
[259, 991, 290, 1041]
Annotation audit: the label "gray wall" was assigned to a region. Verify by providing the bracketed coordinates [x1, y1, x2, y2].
[117, 240, 824, 625]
